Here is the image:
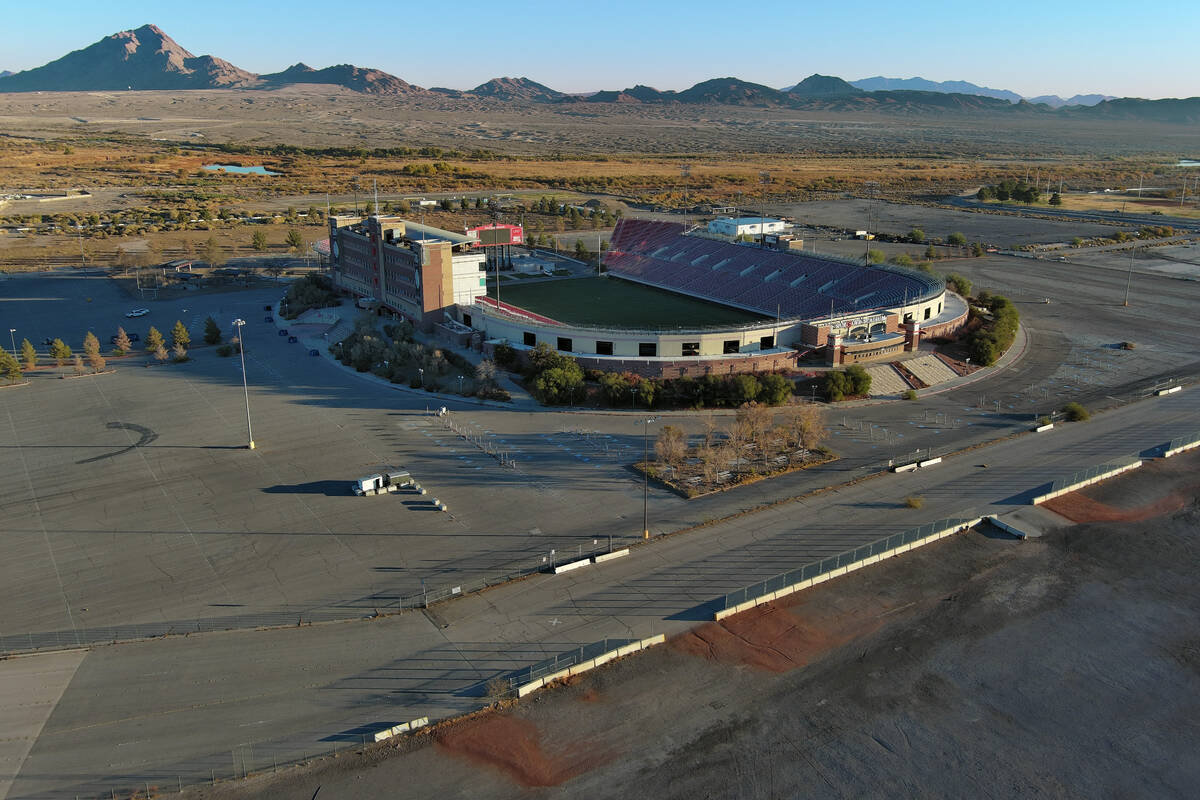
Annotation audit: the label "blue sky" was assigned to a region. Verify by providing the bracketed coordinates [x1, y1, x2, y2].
[4, 0, 1197, 98]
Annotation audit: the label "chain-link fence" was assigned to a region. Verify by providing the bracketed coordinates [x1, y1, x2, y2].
[722, 516, 979, 610]
[506, 638, 635, 690]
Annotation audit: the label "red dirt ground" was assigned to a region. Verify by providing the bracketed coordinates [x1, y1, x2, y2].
[1043, 490, 1190, 523]
[672, 602, 884, 673]
[435, 714, 613, 787]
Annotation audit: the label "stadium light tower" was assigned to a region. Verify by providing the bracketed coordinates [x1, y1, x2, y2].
[232, 319, 255, 450]
[680, 163, 692, 207]
[1123, 248, 1136, 307]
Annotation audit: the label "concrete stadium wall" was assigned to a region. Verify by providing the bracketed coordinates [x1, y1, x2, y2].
[713, 518, 982, 621]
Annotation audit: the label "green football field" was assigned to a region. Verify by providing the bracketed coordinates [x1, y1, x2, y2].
[493, 276, 765, 329]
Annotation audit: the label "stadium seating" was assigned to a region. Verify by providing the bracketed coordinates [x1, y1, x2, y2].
[604, 219, 943, 320]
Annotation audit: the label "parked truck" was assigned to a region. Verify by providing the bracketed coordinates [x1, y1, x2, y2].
[352, 470, 411, 496]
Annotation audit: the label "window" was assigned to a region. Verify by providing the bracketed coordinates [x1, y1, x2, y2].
[462, 313, 472, 327]
[557, 337, 573, 353]
[723, 339, 740, 354]
[682, 342, 700, 356]
[639, 342, 657, 357]
[924, 307, 931, 320]
[595, 340, 613, 355]
[760, 335, 775, 350]
[523, 331, 536, 347]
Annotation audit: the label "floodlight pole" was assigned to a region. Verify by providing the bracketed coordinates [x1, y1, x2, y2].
[8, 328, 15, 359]
[639, 417, 657, 539]
[233, 319, 255, 449]
[1123, 248, 1135, 307]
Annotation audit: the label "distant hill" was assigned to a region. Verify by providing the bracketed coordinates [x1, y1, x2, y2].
[675, 77, 789, 106]
[579, 85, 673, 104]
[790, 89, 1018, 114]
[259, 63, 427, 95]
[468, 77, 564, 102]
[1072, 97, 1200, 124]
[0, 70, 12, 79]
[852, 76, 1112, 107]
[851, 76, 1022, 103]
[787, 74, 864, 97]
[0, 24, 255, 91]
[1027, 93, 1114, 108]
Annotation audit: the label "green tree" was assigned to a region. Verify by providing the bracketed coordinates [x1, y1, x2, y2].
[909, 227, 925, 243]
[971, 242, 986, 257]
[20, 338, 37, 370]
[460, 197, 470, 211]
[203, 236, 225, 267]
[729, 374, 761, 405]
[171, 320, 191, 349]
[532, 364, 584, 405]
[285, 228, 305, 253]
[757, 373, 792, 406]
[924, 243, 938, 260]
[1062, 401, 1090, 421]
[945, 273, 972, 297]
[82, 331, 100, 360]
[173, 342, 189, 362]
[252, 229, 268, 251]
[947, 232, 967, 246]
[0, 349, 22, 383]
[574, 239, 592, 261]
[203, 316, 222, 345]
[145, 326, 164, 354]
[866, 249, 885, 264]
[1049, 192, 1063, 206]
[49, 338, 72, 367]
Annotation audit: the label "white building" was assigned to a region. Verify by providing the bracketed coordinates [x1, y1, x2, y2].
[707, 216, 787, 238]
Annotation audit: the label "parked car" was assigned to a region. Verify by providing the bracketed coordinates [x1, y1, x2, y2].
[278, 329, 288, 336]
[263, 304, 273, 311]
[308, 349, 320, 357]
[128, 332, 140, 343]
[42, 337, 54, 345]
[287, 336, 298, 343]
[125, 308, 150, 318]
[264, 316, 274, 323]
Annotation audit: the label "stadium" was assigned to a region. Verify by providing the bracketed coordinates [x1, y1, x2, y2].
[466, 219, 967, 377]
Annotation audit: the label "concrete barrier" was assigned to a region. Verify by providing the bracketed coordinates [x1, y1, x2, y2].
[986, 515, 1028, 539]
[371, 716, 428, 742]
[1031, 460, 1142, 505]
[918, 457, 942, 468]
[1155, 386, 1182, 396]
[513, 635, 666, 699]
[892, 462, 918, 473]
[1163, 432, 1200, 459]
[553, 559, 590, 574]
[713, 518, 982, 621]
[593, 548, 630, 564]
[1035, 423, 1054, 433]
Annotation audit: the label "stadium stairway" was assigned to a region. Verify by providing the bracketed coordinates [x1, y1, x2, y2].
[864, 364, 911, 397]
[904, 354, 960, 387]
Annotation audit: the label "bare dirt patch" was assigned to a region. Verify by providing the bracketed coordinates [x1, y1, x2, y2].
[672, 600, 884, 673]
[1043, 489, 1189, 523]
[434, 714, 612, 787]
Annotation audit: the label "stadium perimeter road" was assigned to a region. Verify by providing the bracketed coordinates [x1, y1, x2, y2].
[3, 255, 1200, 651]
[6, 385, 1199, 798]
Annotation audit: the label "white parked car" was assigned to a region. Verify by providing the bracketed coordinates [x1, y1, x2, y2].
[126, 308, 150, 318]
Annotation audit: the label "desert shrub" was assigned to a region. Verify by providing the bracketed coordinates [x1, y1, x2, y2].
[903, 389, 918, 401]
[1062, 402, 1090, 422]
[904, 495, 924, 509]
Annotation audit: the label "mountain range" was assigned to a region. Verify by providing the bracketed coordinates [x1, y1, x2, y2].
[0, 25, 1192, 123]
[848, 76, 1114, 107]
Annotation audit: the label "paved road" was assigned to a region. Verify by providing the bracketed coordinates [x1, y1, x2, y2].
[8, 386, 1199, 798]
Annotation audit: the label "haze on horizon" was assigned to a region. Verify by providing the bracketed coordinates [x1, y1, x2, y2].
[3, 0, 1197, 100]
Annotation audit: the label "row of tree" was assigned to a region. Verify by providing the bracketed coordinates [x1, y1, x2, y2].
[966, 292, 1019, 366]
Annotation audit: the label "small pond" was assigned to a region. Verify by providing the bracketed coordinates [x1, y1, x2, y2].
[202, 164, 281, 176]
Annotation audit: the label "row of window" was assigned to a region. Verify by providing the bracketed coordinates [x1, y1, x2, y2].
[519, 332, 776, 358]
